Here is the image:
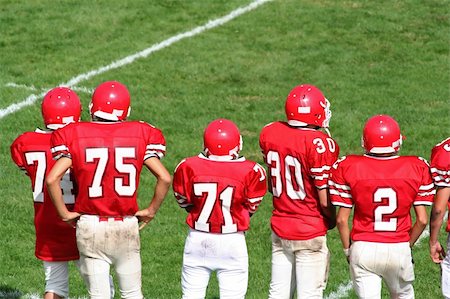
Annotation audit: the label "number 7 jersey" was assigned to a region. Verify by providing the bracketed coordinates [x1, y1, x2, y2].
[51, 121, 166, 217]
[329, 155, 435, 242]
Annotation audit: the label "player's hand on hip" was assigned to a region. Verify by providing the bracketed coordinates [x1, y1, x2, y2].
[135, 208, 156, 230]
[62, 211, 81, 228]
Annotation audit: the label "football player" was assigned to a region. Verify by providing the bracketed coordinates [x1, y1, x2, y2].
[259, 84, 339, 299]
[429, 137, 450, 299]
[330, 115, 434, 298]
[173, 119, 267, 299]
[46, 81, 172, 299]
[10, 87, 81, 299]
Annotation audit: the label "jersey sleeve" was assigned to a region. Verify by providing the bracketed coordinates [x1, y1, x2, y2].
[329, 157, 353, 208]
[144, 123, 166, 160]
[414, 157, 435, 206]
[50, 127, 71, 160]
[430, 141, 450, 187]
[10, 136, 26, 170]
[172, 159, 193, 209]
[244, 162, 267, 214]
[309, 136, 340, 189]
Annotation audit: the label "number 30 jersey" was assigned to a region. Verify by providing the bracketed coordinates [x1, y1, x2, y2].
[259, 121, 340, 240]
[10, 129, 79, 261]
[51, 121, 166, 217]
[173, 154, 267, 234]
[329, 155, 435, 243]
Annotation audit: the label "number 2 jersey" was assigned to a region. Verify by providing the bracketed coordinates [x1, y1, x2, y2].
[330, 155, 435, 243]
[259, 121, 340, 240]
[10, 129, 79, 261]
[430, 137, 450, 231]
[173, 154, 267, 234]
[51, 121, 166, 217]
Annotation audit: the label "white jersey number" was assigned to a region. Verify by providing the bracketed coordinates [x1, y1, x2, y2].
[373, 188, 398, 231]
[193, 183, 237, 233]
[85, 147, 137, 198]
[25, 151, 75, 204]
[267, 151, 305, 200]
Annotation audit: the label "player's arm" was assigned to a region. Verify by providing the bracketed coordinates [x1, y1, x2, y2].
[336, 206, 352, 261]
[429, 186, 450, 263]
[46, 157, 80, 223]
[409, 204, 428, 247]
[135, 157, 172, 229]
[318, 188, 336, 229]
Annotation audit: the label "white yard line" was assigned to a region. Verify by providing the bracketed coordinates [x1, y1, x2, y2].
[0, 0, 272, 120]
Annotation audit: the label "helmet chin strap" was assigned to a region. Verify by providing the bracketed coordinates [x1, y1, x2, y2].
[324, 127, 332, 137]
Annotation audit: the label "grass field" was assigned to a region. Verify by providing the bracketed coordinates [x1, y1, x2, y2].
[0, 0, 448, 298]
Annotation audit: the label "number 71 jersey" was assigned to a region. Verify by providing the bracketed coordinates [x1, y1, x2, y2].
[329, 155, 435, 243]
[173, 154, 267, 234]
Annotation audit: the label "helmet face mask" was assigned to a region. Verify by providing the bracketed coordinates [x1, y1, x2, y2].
[203, 119, 242, 159]
[90, 81, 130, 121]
[362, 115, 403, 154]
[285, 84, 331, 128]
[41, 87, 82, 130]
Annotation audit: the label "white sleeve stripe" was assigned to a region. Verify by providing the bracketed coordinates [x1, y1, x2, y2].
[179, 203, 192, 208]
[51, 145, 68, 153]
[330, 189, 352, 198]
[248, 197, 263, 203]
[147, 144, 166, 151]
[310, 165, 331, 172]
[144, 152, 164, 160]
[431, 168, 450, 175]
[413, 201, 433, 206]
[332, 201, 353, 208]
[419, 183, 435, 190]
[435, 182, 450, 187]
[329, 180, 351, 190]
[312, 174, 329, 180]
[418, 191, 436, 196]
[174, 192, 187, 200]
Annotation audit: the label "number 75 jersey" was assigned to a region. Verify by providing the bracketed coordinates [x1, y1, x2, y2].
[51, 121, 166, 216]
[173, 154, 267, 234]
[329, 155, 435, 243]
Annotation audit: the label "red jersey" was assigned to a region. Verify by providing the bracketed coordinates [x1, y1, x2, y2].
[173, 154, 267, 234]
[431, 137, 450, 188]
[259, 122, 340, 240]
[430, 137, 450, 231]
[51, 121, 166, 217]
[10, 129, 79, 261]
[330, 155, 435, 243]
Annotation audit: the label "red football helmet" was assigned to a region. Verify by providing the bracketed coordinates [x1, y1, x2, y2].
[41, 87, 82, 130]
[90, 81, 130, 121]
[203, 119, 242, 159]
[362, 114, 403, 154]
[285, 84, 331, 128]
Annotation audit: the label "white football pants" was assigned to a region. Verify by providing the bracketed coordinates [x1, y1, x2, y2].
[441, 234, 450, 299]
[76, 215, 142, 299]
[268, 232, 329, 299]
[43, 261, 72, 298]
[350, 241, 415, 299]
[181, 228, 248, 299]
